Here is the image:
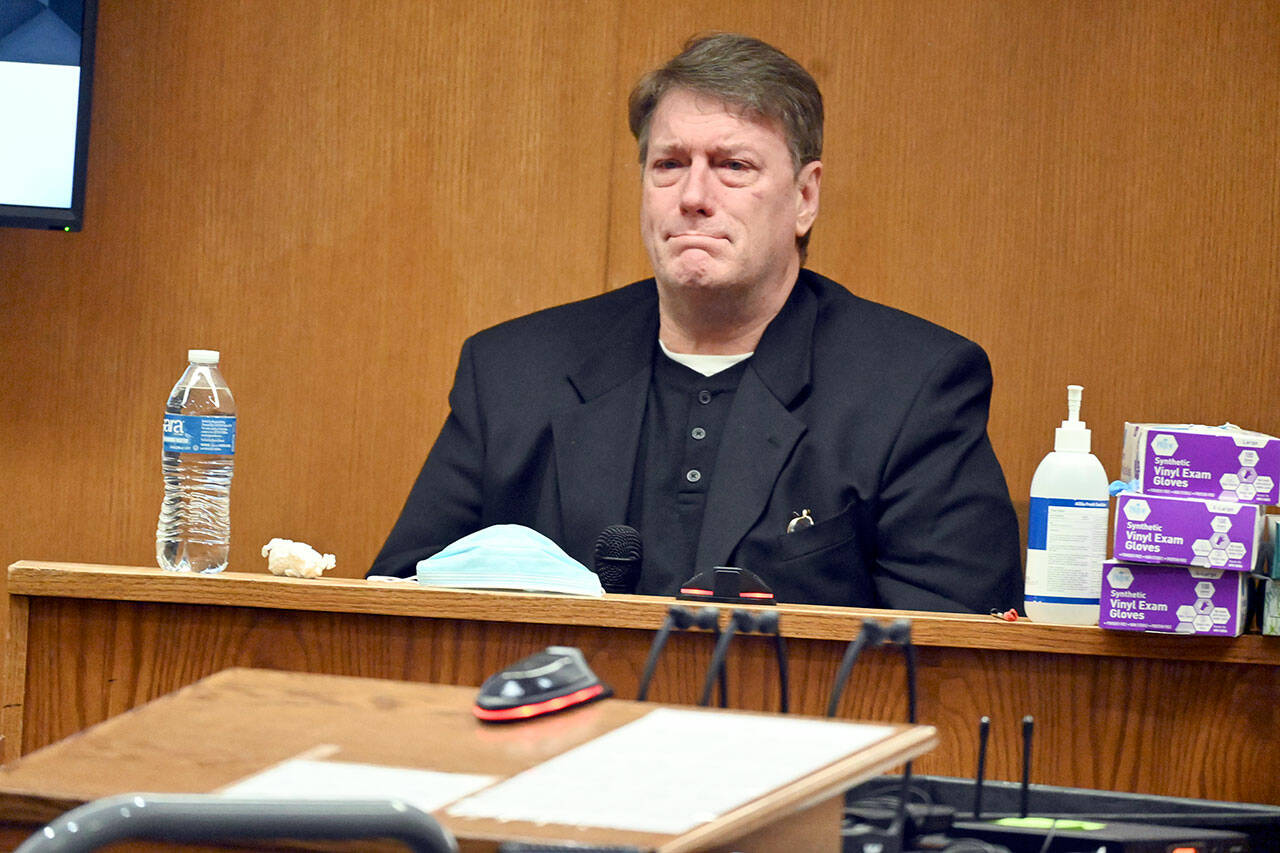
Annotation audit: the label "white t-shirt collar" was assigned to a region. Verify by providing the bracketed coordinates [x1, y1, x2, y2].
[658, 339, 753, 377]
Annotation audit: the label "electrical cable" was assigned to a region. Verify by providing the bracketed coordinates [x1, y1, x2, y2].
[885, 618, 916, 723]
[696, 607, 728, 707]
[941, 841, 1010, 852]
[884, 619, 915, 849]
[834, 618, 917, 851]
[753, 610, 789, 713]
[825, 619, 886, 717]
[637, 605, 722, 704]
[1035, 818, 1058, 853]
[884, 617, 918, 792]
[697, 616, 734, 708]
[636, 605, 691, 701]
[699, 609, 752, 707]
[846, 780, 933, 809]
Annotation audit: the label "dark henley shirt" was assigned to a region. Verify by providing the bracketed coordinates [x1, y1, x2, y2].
[627, 352, 749, 595]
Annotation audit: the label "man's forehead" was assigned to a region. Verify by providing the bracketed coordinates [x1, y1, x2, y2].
[649, 89, 785, 144]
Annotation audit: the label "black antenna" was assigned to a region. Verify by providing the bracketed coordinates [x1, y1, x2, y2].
[973, 716, 990, 819]
[1020, 715, 1035, 818]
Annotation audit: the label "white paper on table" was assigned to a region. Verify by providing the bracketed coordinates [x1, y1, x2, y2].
[446, 707, 893, 835]
[219, 757, 497, 815]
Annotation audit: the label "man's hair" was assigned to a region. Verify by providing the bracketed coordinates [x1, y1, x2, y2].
[628, 33, 824, 258]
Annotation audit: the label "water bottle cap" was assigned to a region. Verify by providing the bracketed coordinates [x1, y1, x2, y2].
[188, 349, 220, 364]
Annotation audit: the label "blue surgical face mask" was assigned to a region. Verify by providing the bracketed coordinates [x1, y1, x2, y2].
[416, 524, 603, 595]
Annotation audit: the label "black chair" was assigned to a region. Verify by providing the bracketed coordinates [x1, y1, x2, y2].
[15, 793, 458, 852]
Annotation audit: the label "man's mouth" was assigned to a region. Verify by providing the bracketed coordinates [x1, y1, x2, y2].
[668, 232, 727, 243]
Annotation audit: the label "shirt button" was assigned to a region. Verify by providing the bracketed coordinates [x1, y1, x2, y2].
[697, 390, 712, 404]
[685, 469, 702, 483]
[691, 427, 706, 440]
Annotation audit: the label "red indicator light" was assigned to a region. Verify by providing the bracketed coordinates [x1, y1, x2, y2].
[472, 684, 606, 721]
[679, 588, 713, 596]
[1168, 848, 1198, 853]
[739, 591, 775, 599]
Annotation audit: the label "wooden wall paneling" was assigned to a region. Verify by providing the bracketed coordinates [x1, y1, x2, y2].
[0, 0, 624, 579]
[0, 0, 1276, 662]
[603, 0, 1280, 520]
[600, 3, 859, 289]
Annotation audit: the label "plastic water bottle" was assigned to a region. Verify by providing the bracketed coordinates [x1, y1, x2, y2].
[1024, 385, 1110, 624]
[156, 349, 237, 573]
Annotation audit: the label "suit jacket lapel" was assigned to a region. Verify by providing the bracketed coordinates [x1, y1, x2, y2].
[552, 290, 657, 561]
[694, 276, 818, 569]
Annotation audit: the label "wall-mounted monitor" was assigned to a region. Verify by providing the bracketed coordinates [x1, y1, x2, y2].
[0, 0, 98, 232]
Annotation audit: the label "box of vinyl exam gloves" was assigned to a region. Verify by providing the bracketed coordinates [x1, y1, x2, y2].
[1121, 423, 1279, 505]
[1113, 492, 1263, 572]
[1099, 559, 1249, 636]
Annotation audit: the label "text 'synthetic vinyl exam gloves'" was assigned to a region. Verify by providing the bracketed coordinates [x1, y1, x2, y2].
[1103, 423, 1278, 637]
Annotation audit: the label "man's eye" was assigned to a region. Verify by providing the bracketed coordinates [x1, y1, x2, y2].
[723, 160, 749, 171]
[654, 160, 681, 170]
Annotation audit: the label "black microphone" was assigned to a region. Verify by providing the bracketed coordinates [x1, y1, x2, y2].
[592, 525, 642, 594]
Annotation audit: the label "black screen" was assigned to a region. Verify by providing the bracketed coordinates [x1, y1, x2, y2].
[0, 0, 97, 231]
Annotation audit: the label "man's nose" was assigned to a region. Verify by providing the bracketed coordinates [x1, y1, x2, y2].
[678, 161, 715, 216]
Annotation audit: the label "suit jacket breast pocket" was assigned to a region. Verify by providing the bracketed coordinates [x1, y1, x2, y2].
[772, 505, 862, 563]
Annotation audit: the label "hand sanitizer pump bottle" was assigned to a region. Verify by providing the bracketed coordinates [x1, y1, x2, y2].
[1024, 385, 1110, 625]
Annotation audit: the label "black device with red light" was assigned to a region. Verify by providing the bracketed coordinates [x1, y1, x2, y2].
[676, 566, 775, 604]
[473, 646, 611, 723]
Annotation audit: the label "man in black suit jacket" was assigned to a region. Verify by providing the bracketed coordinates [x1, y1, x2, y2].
[370, 34, 1023, 613]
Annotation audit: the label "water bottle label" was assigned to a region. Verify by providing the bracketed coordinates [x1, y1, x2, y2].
[162, 415, 236, 454]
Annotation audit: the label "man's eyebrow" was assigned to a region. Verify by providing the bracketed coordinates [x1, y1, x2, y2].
[709, 143, 762, 159]
[647, 141, 686, 157]
[647, 141, 763, 159]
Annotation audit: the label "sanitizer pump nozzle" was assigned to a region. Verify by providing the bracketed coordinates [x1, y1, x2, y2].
[1054, 384, 1092, 453]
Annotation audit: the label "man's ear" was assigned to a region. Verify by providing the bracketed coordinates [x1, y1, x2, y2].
[795, 160, 822, 237]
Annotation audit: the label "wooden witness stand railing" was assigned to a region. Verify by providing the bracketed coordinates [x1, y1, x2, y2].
[5, 561, 1280, 805]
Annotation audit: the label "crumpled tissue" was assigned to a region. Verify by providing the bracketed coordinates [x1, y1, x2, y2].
[262, 538, 336, 578]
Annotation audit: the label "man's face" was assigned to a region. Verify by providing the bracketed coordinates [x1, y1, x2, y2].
[640, 88, 821, 301]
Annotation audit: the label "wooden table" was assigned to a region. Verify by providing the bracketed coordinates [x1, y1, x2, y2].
[5, 561, 1279, 804]
[0, 667, 936, 852]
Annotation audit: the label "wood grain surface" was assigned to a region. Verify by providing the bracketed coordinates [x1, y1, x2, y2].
[0, 668, 935, 852]
[6, 563, 1278, 805]
[1, 1, 1276, 584]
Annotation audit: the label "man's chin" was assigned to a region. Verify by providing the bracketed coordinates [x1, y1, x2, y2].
[656, 259, 737, 292]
